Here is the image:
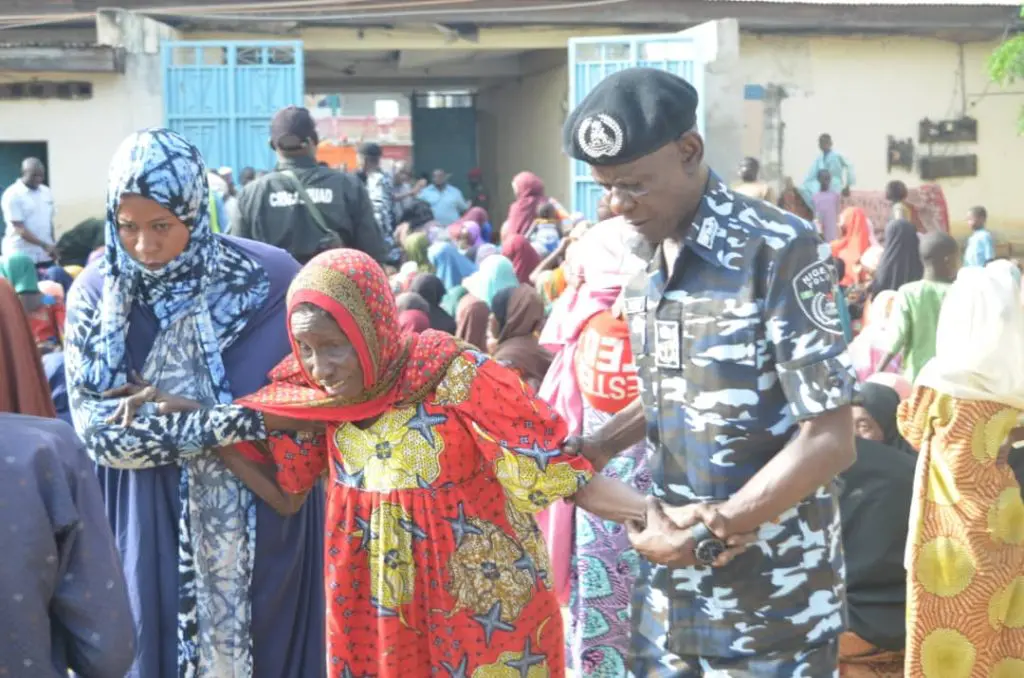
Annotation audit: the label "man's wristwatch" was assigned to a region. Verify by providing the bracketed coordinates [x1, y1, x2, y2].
[690, 522, 727, 567]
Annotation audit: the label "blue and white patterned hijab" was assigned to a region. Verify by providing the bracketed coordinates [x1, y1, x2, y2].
[91, 129, 268, 677]
[105, 129, 217, 310]
[93, 128, 260, 391]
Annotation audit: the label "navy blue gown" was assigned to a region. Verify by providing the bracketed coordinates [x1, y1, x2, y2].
[67, 238, 325, 678]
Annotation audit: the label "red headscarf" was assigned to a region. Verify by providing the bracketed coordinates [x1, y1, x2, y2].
[504, 171, 546, 239]
[831, 207, 872, 286]
[0, 279, 56, 417]
[502, 234, 542, 284]
[398, 309, 430, 334]
[237, 249, 462, 422]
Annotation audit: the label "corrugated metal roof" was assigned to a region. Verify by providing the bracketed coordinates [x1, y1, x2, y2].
[707, 0, 1020, 4]
[0, 41, 104, 48]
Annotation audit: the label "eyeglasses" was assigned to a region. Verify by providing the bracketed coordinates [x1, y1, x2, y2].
[602, 184, 650, 201]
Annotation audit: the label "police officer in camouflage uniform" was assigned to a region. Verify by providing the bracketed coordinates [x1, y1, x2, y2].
[564, 68, 858, 676]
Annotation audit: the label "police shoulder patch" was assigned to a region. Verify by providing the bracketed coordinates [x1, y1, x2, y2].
[791, 258, 843, 336]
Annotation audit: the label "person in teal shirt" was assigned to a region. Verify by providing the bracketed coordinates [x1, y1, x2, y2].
[963, 205, 995, 268]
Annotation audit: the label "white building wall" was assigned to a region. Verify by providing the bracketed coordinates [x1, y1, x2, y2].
[0, 11, 171, 234]
[0, 70, 162, 233]
[740, 33, 1024, 238]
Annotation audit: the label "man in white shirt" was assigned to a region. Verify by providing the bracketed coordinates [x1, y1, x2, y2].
[1, 158, 57, 266]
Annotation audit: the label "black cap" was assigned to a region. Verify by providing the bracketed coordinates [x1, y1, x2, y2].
[563, 67, 699, 166]
[358, 142, 382, 158]
[270, 106, 318, 150]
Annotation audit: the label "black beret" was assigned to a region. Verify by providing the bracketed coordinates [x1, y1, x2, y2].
[563, 67, 699, 166]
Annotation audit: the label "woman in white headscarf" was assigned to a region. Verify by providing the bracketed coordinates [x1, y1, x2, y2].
[987, 258, 1023, 300]
[898, 265, 1024, 678]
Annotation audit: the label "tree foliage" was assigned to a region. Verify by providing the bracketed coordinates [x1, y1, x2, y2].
[989, 6, 1024, 131]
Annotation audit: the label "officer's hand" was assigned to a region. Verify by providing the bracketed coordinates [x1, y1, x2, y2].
[628, 499, 759, 568]
[661, 502, 759, 568]
[626, 497, 699, 568]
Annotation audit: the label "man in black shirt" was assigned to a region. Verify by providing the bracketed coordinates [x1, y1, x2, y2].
[231, 106, 388, 264]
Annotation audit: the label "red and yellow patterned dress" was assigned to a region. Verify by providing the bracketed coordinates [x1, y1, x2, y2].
[265, 351, 592, 676]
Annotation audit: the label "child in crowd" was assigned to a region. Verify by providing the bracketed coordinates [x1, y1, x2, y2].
[877, 231, 959, 382]
[963, 205, 995, 268]
[529, 201, 563, 255]
[812, 169, 841, 242]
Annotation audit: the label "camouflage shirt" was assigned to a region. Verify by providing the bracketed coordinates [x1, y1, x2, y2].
[624, 173, 857, 658]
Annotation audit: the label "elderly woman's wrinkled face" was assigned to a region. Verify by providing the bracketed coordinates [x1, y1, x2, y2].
[116, 194, 191, 270]
[852, 405, 884, 442]
[290, 303, 365, 400]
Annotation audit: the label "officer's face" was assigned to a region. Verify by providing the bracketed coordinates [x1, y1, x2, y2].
[116, 194, 191, 271]
[590, 134, 704, 245]
[290, 304, 365, 401]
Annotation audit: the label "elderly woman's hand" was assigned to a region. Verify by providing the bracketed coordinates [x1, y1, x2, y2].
[103, 374, 202, 426]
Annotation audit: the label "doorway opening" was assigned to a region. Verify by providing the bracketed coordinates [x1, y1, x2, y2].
[0, 141, 48, 238]
[410, 90, 477, 195]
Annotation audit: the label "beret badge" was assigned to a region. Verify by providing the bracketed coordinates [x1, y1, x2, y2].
[576, 114, 624, 160]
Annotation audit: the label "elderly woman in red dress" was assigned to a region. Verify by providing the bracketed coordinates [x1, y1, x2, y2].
[233, 248, 646, 677]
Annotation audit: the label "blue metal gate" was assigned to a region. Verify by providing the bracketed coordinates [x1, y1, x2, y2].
[568, 34, 703, 220]
[162, 41, 304, 173]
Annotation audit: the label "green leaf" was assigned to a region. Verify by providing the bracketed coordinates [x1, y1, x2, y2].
[989, 7, 1024, 133]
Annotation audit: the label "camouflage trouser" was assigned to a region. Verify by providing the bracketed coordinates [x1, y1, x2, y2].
[628, 575, 839, 678]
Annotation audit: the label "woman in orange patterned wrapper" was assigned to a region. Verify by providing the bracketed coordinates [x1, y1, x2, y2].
[228, 248, 650, 677]
[899, 265, 1024, 678]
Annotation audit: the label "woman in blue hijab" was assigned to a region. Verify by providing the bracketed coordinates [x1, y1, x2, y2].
[427, 239, 476, 290]
[63, 129, 324, 678]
